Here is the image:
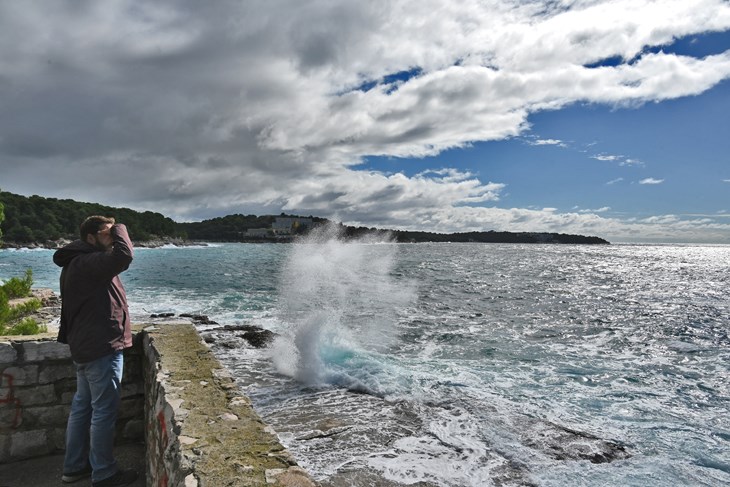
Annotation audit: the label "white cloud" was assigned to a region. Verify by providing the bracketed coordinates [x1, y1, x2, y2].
[578, 207, 611, 213]
[639, 177, 665, 185]
[592, 154, 644, 166]
[620, 158, 644, 166]
[527, 138, 567, 147]
[592, 154, 622, 161]
[606, 178, 624, 185]
[0, 0, 729, 242]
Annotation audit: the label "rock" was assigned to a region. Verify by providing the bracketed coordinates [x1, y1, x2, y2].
[151, 313, 176, 318]
[519, 419, 630, 464]
[217, 339, 243, 349]
[239, 329, 275, 348]
[180, 314, 218, 325]
[204, 324, 277, 349]
[30, 289, 59, 306]
[200, 333, 216, 344]
[219, 324, 276, 348]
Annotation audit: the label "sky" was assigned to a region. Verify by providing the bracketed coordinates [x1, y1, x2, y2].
[1, 0, 729, 243]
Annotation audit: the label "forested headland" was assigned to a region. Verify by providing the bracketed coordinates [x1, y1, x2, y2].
[0, 190, 182, 243]
[0, 190, 609, 246]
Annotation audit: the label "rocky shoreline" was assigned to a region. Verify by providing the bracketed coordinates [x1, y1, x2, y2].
[7, 288, 60, 327]
[0, 237, 207, 250]
[15, 293, 276, 347]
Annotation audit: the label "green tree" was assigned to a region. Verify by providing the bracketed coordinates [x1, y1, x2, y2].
[0, 200, 4, 241]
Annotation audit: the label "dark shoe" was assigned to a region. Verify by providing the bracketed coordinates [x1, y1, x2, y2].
[61, 464, 92, 483]
[92, 469, 138, 487]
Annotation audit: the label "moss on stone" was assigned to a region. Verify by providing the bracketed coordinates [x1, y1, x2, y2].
[145, 323, 314, 486]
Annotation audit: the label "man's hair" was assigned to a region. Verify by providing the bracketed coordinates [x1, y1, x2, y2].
[80, 216, 115, 240]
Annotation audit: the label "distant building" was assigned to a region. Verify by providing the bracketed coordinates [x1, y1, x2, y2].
[245, 228, 271, 237]
[272, 217, 313, 235]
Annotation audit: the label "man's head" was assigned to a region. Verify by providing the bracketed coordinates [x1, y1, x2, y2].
[80, 216, 115, 250]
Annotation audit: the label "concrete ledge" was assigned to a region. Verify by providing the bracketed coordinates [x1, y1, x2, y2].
[143, 322, 316, 487]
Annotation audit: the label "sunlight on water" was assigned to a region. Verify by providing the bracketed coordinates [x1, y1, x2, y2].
[3, 243, 729, 486]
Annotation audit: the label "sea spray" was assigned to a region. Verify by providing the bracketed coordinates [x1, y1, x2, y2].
[271, 224, 416, 392]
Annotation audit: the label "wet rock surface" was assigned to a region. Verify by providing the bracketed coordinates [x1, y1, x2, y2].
[179, 313, 219, 325]
[145, 312, 276, 349]
[201, 324, 277, 348]
[518, 419, 629, 464]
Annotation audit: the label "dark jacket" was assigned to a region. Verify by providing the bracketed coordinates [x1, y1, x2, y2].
[54, 224, 134, 363]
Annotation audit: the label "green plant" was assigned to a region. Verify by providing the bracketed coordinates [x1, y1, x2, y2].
[1, 297, 42, 321]
[1, 268, 34, 298]
[0, 317, 46, 336]
[0, 268, 46, 336]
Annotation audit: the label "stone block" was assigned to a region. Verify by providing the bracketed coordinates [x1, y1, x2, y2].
[0, 433, 9, 463]
[121, 380, 144, 399]
[14, 384, 56, 406]
[20, 341, 71, 362]
[122, 419, 145, 441]
[0, 342, 17, 364]
[22, 405, 70, 428]
[123, 363, 144, 384]
[49, 427, 67, 450]
[56, 377, 78, 402]
[61, 391, 76, 404]
[0, 399, 22, 429]
[0, 365, 39, 386]
[119, 396, 145, 420]
[10, 430, 50, 459]
[38, 363, 76, 384]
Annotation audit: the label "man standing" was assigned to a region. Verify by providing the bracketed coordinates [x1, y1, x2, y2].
[54, 216, 138, 487]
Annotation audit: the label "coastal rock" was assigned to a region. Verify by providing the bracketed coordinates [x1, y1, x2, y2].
[0, 239, 72, 250]
[179, 314, 218, 326]
[222, 324, 276, 348]
[31, 289, 59, 307]
[516, 417, 630, 464]
[133, 237, 206, 248]
[150, 313, 176, 318]
[204, 324, 277, 349]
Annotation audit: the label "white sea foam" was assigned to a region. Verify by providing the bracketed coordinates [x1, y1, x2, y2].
[272, 224, 416, 391]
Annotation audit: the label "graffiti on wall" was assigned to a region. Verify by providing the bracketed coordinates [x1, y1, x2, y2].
[0, 372, 22, 429]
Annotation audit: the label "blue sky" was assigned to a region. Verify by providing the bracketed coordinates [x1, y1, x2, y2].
[0, 1, 729, 242]
[362, 75, 729, 221]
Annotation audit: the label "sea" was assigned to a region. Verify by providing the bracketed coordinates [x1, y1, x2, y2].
[1, 230, 728, 486]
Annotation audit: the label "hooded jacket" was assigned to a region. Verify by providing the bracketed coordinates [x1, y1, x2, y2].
[54, 224, 134, 363]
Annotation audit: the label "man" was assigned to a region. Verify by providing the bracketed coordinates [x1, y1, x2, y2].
[54, 216, 138, 487]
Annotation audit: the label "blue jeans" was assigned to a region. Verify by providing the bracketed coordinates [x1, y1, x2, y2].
[63, 351, 123, 482]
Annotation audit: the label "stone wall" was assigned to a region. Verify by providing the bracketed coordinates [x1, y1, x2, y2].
[143, 322, 314, 487]
[1, 323, 315, 486]
[0, 332, 145, 463]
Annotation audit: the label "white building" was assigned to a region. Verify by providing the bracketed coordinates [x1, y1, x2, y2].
[272, 217, 313, 235]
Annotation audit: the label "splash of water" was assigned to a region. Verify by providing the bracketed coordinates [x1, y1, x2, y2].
[271, 224, 415, 393]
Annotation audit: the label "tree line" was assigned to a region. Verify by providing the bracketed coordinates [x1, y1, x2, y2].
[0, 190, 183, 243]
[0, 190, 609, 245]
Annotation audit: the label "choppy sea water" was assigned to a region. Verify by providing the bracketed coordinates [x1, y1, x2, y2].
[1, 237, 728, 486]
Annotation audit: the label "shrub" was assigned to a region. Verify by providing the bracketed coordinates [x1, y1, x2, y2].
[0, 317, 46, 336]
[1, 297, 42, 322]
[1, 269, 34, 298]
[0, 268, 46, 336]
